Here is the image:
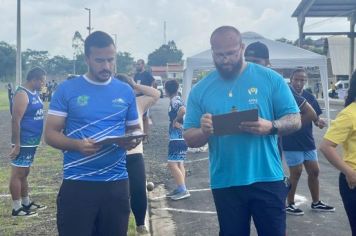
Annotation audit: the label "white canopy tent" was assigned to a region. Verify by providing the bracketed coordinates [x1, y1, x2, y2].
[182, 32, 330, 123]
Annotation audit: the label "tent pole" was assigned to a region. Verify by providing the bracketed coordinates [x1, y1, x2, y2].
[350, 13, 355, 79]
[298, 16, 305, 47]
[182, 60, 193, 102]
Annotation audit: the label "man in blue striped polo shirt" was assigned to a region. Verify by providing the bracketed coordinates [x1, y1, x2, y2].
[45, 31, 140, 236]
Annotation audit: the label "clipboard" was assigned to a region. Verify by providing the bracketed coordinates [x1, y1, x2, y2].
[95, 133, 147, 145]
[212, 109, 258, 136]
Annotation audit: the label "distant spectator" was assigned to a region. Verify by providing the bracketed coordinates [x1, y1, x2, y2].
[40, 84, 48, 101]
[134, 59, 155, 141]
[7, 83, 13, 113]
[8, 67, 47, 217]
[165, 79, 190, 201]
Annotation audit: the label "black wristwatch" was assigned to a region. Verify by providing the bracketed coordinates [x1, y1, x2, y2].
[269, 121, 278, 135]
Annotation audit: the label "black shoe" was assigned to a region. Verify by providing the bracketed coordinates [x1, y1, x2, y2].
[12, 207, 38, 217]
[311, 201, 335, 212]
[286, 203, 304, 216]
[22, 202, 47, 211]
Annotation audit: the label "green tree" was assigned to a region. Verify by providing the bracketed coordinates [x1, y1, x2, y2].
[72, 31, 85, 74]
[72, 31, 84, 56]
[22, 49, 49, 73]
[147, 40, 183, 66]
[74, 53, 88, 75]
[117, 52, 134, 73]
[0, 41, 16, 81]
[46, 55, 73, 75]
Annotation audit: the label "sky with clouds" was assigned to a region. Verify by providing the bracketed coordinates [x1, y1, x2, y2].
[0, 0, 350, 60]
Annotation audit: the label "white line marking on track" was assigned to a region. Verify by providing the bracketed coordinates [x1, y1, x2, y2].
[189, 188, 210, 192]
[0, 191, 57, 198]
[185, 157, 209, 163]
[294, 194, 308, 206]
[321, 108, 337, 112]
[149, 188, 211, 200]
[156, 207, 216, 214]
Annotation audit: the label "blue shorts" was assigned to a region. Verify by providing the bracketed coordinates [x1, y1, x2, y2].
[168, 140, 187, 162]
[11, 146, 37, 167]
[284, 150, 318, 167]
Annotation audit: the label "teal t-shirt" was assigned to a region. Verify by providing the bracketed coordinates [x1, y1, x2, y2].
[184, 63, 299, 189]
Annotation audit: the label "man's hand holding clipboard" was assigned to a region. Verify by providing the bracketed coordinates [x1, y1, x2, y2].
[212, 109, 258, 136]
[95, 131, 146, 150]
[200, 109, 274, 136]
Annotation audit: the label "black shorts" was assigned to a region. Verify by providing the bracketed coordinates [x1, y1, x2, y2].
[212, 179, 290, 236]
[57, 179, 130, 236]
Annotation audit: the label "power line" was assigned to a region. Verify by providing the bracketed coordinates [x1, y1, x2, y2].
[305, 9, 356, 30]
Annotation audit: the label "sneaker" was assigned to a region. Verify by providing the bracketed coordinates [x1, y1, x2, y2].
[311, 201, 335, 212]
[166, 188, 180, 197]
[136, 225, 149, 235]
[170, 190, 190, 201]
[286, 203, 304, 216]
[12, 207, 38, 217]
[22, 202, 47, 211]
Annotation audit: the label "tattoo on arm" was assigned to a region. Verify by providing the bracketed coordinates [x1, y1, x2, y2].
[274, 113, 301, 136]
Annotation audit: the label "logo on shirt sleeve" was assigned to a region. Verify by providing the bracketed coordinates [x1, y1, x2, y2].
[77, 95, 89, 106]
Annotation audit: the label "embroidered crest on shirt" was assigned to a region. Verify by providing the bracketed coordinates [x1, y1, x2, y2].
[248, 87, 258, 105]
[248, 87, 258, 95]
[77, 95, 89, 106]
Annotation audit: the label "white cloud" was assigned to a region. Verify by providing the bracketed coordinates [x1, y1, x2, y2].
[0, 0, 349, 60]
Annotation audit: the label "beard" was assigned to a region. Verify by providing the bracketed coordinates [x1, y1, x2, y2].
[214, 58, 243, 80]
[90, 67, 112, 82]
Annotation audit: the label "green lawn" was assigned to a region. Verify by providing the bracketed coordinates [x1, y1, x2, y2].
[0, 89, 10, 111]
[0, 145, 137, 235]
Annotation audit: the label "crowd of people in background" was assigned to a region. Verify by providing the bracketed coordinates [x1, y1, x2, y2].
[5, 27, 356, 236]
[40, 80, 58, 102]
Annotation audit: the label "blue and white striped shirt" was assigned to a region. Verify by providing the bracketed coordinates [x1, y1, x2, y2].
[49, 75, 139, 181]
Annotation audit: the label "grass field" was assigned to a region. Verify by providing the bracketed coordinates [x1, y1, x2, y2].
[0, 88, 10, 111]
[0, 97, 137, 235]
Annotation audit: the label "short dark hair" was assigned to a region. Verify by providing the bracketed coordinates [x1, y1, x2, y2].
[26, 67, 46, 81]
[137, 59, 145, 64]
[345, 70, 356, 107]
[84, 31, 115, 56]
[164, 79, 179, 96]
[210, 26, 241, 46]
[290, 67, 307, 80]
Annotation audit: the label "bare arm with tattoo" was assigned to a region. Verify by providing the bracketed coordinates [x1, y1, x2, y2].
[273, 113, 301, 136]
[239, 113, 301, 136]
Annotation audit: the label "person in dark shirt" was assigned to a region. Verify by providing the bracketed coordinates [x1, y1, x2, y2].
[282, 68, 335, 215]
[244, 42, 318, 161]
[134, 59, 154, 87]
[244, 42, 317, 125]
[134, 59, 155, 140]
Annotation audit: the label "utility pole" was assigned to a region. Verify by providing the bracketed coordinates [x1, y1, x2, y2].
[112, 33, 118, 73]
[163, 21, 167, 45]
[84, 8, 93, 35]
[16, 0, 22, 87]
